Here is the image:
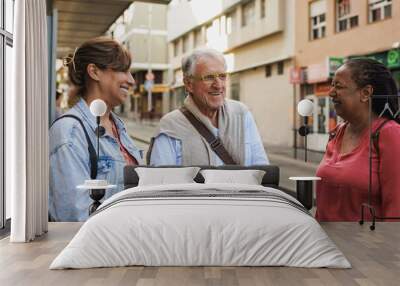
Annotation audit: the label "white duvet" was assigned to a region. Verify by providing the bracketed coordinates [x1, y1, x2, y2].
[50, 183, 351, 269]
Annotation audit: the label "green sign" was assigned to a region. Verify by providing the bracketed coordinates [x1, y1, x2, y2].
[387, 49, 400, 68]
[328, 57, 344, 76]
[349, 49, 400, 69]
[367, 52, 387, 65]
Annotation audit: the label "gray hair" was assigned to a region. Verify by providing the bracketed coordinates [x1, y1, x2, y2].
[181, 48, 227, 76]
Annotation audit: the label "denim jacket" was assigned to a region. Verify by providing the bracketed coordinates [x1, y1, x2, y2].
[49, 98, 143, 221]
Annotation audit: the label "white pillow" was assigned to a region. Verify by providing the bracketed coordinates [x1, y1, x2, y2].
[135, 167, 200, 186]
[200, 169, 266, 185]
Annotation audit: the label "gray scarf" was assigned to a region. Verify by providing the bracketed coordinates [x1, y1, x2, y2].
[153, 95, 247, 165]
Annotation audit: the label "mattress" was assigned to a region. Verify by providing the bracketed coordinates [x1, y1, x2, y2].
[50, 183, 351, 269]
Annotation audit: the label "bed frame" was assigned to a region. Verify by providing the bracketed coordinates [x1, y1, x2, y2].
[124, 165, 278, 189]
[122, 165, 307, 206]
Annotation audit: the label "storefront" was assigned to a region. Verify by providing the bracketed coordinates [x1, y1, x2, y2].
[299, 50, 400, 152]
[139, 84, 170, 119]
[299, 57, 344, 152]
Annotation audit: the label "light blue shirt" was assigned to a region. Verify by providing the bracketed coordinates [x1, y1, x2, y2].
[49, 99, 143, 222]
[150, 111, 269, 166]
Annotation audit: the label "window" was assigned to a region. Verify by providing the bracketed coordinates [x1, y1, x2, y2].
[5, 0, 14, 33]
[206, 22, 219, 44]
[230, 74, 240, 101]
[260, 0, 266, 18]
[336, 0, 358, 32]
[173, 39, 179, 57]
[277, 61, 284, 75]
[226, 11, 235, 35]
[242, 0, 255, 27]
[182, 34, 189, 54]
[220, 16, 226, 36]
[349, 15, 358, 28]
[265, 64, 272, 77]
[369, 0, 392, 23]
[194, 28, 202, 47]
[310, 0, 327, 40]
[1, 0, 15, 230]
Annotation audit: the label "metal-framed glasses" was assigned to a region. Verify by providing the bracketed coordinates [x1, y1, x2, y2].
[190, 72, 228, 84]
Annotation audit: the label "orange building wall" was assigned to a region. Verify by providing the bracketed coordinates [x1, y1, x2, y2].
[295, 0, 400, 67]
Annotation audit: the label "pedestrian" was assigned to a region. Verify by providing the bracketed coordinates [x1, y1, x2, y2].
[49, 37, 144, 222]
[147, 48, 269, 166]
[316, 58, 400, 221]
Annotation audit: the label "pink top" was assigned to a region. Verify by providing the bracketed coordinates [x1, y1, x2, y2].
[111, 119, 138, 166]
[316, 118, 400, 221]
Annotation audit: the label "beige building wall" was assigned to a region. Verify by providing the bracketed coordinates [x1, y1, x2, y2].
[295, 0, 400, 66]
[229, 0, 295, 147]
[238, 60, 294, 146]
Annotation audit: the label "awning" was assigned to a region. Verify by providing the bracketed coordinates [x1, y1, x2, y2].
[50, 0, 171, 58]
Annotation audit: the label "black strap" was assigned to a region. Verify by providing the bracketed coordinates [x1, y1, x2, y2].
[371, 119, 391, 195]
[179, 107, 237, 165]
[371, 119, 391, 158]
[51, 115, 98, 179]
[146, 137, 156, 165]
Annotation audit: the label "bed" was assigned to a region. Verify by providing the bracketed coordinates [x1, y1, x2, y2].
[50, 165, 350, 269]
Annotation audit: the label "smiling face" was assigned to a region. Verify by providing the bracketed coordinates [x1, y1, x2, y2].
[329, 65, 369, 121]
[185, 56, 226, 113]
[97, 68, 135, 108]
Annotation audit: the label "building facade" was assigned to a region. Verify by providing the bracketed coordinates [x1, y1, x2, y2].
[107, 2, 170, 119]
[295, 0, 400, 151]
[167, 0, 296, 147]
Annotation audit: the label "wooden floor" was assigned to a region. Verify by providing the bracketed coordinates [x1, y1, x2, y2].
[0, 222, 399, 286]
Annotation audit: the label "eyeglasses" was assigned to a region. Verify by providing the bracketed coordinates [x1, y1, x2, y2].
[190, 72, 228, 83]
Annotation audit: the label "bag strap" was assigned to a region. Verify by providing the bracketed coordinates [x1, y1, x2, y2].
[179, 106, 237, 165]
[371, 118, 391, 158]
[51, 115, 98, 179]
[370, 118, 392, 197]
[146, 137, 156, 165]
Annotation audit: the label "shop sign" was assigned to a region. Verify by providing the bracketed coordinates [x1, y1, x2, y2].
[289, 67, 305, 84]
[307, 62, 329, 84]
[387, 49, 400, 68]
[328, 57, 344, 76]
[144, 80, 154, 91]
[140, 84, 169, 93]
[350, 49, 400, 69]
[366, 51, 387, 65]
[145, 72, 155, 81]
[315, 82, 331, 96]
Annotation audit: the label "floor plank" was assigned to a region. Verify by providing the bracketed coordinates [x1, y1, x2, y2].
[0, 222, 399, 286]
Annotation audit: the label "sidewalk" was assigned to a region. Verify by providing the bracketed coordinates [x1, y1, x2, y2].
[124, 118, 158, 144]
[122, 116, 320, 191]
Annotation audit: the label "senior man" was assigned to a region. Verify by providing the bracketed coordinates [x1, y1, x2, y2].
[148, 48, 269, 166]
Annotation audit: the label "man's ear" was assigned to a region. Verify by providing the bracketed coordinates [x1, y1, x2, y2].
[87, 63, 100, 81]
[360, 84, 373, 103]
[183, 76, 194, 94]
